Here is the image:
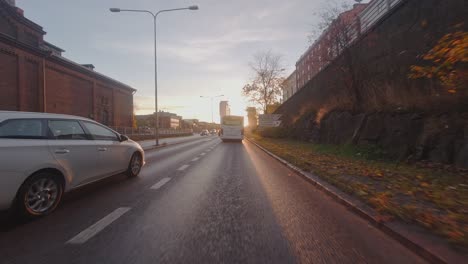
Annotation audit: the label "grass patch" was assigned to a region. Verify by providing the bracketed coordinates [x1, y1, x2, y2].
[248, 133, 468, 249]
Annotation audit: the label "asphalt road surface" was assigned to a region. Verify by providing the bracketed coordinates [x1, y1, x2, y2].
[0, 136, 425, 264]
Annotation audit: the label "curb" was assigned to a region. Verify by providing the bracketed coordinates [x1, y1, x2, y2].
[142, 142, 169, 151]
[246, 138, 467, 264]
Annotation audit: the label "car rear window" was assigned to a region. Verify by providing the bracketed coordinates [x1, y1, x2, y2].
[0, 119, 45, 139]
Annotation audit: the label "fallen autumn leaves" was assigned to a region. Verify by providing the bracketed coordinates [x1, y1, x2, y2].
[248, 134, 468, 249]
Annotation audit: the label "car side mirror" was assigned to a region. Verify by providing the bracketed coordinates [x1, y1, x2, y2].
[119, 135, 129, 142]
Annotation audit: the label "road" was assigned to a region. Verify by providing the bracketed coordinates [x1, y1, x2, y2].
[137, 134, 202, 150]
[0, 136, 425, 264]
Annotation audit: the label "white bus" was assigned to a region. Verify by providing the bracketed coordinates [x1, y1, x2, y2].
[219, 115, 244, 142]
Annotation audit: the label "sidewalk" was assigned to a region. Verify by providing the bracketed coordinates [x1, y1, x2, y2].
[137, 135, 204, 150]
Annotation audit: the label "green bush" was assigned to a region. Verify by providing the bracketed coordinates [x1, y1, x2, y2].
[256, 127, 289, 138]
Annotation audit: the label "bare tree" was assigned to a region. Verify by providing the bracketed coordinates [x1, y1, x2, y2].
[242, 51, 285, 114]
[308, 0, 365, 108]
[308, 0, 352, 44]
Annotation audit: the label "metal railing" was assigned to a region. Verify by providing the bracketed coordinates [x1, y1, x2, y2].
[343, 0, 404, 50]
[359, 0, 402, 33]
[110, 127, 193, 136]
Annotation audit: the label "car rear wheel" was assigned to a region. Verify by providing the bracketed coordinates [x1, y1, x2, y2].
[127, 152, 142, 178]
[16, 172, 64, 218]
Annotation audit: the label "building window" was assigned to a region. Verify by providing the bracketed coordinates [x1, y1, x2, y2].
[0, 15, 17, 38]
[23, 31, 39, 47]
[101, 110, 109, 125]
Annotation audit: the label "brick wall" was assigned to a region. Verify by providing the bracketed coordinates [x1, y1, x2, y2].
[0, 40, 135, 127]
[45, 66, 93, 118]
[0, 49, 18, 110]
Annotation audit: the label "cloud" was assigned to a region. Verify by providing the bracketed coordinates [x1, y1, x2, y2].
[157, 28, 296, 64]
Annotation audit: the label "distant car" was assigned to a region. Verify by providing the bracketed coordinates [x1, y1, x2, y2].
[200, 129, 209, 136]
[0, 111, 145, 218]
[210, 129, 217, 135]
[141, 126, 152, 134]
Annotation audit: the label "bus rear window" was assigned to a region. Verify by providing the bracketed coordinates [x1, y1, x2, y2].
[222, 117, 243, 126]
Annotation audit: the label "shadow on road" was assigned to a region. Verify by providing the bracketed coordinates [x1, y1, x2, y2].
[0, 173, 135, 232]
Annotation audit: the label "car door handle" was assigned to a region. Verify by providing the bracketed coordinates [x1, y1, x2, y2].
[98, 148, 107, 152]
[54, 149, 70, 154]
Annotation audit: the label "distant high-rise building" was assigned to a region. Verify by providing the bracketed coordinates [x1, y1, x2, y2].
[281, 70, 297, 103]
[246, 107, 258, 128]
[219, 101, 231, 118]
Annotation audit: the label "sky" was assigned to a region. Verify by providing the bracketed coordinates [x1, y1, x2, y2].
[17, 0, 337, 123]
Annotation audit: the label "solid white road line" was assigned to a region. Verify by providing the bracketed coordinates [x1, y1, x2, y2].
[150, 177, 171, 190]
[67, 207, 131, 244]
[191, 157, 200, 162]
[177, 164, 190, 171]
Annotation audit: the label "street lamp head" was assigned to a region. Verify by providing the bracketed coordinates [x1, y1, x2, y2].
[188, 5, 199, 10]
[109, 8, 121, 12]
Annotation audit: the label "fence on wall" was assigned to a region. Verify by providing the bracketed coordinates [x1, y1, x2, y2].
[341, 0, 405, 54]
[295, 0, 405, 93]
[358, 0, 403, 37]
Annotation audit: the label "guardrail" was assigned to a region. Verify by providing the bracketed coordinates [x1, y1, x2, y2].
[110, 127, 193, 136]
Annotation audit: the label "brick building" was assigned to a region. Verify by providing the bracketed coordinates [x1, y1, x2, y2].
[246, 107, 257, 129]
[0, 0, 135, 126]
[158, 111, 181, 129]
[136, 111, 181, 129]
[281, 70, 297, 103]
[296, 3, 368, 89]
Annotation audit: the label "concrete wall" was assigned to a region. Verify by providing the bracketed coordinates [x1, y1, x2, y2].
[276, 0, 468, 167]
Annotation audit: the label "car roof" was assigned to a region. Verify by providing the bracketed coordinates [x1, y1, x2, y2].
[0, 111, 94, 123]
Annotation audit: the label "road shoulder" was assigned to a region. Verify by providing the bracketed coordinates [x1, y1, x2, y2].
[246, 138, 467, 264]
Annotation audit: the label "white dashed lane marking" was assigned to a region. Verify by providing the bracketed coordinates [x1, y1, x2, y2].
[150, 177, 171, 190]
[191, 157, 200, 162]
[200, 153, 206, 156]
[67, 207, 131, 245]
[177, 164, 190, 171]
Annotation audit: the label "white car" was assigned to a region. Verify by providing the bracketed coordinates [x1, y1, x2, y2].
[0, 111, 145, 218]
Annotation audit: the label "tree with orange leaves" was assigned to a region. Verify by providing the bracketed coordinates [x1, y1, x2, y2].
[409, 24, 468, 93]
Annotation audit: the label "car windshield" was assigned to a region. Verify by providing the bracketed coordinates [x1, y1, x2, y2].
[0, 0, 466, 263]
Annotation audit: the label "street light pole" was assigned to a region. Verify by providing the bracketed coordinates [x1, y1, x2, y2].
[110, 5, 199, 146]
[200, 94, 223, 124]
[153, 14, 158, 146]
